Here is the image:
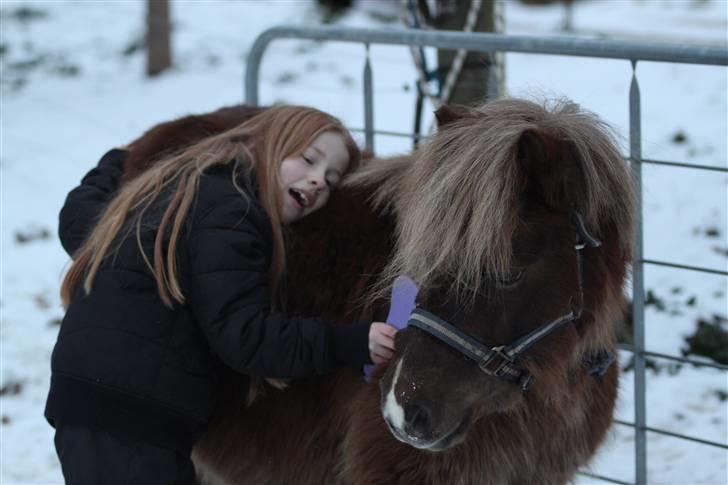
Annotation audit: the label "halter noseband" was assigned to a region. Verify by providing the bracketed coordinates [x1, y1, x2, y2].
[407, 211, 602, 392]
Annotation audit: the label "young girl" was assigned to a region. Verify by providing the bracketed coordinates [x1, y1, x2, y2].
[46, 105, 396, 484]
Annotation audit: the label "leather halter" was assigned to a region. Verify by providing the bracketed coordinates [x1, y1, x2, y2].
[407, 212, 602, 392]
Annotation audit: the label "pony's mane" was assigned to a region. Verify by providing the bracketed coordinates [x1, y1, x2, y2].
[348, 98, 635, 302]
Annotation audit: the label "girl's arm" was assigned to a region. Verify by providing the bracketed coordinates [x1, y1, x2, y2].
[187, 188, 373, 378]
[58, 149, 126, 256]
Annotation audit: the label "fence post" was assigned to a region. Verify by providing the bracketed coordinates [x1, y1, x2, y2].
[363, 43, 374, 153]
[630, 59, 647, 485]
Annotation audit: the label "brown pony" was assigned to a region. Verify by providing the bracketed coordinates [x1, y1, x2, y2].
[124, 98, 635, 484]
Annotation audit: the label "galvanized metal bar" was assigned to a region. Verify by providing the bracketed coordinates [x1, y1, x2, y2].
[615, 420, 728, 450]
[576, 471, 633, 485]
[640, 158, 728, 173]
[640, 259, 728, 276]
[363, 43, 375, 153]
[641, 350, 728, 371]
[619, 344, 728, 372]
[630, 59, 648, 485]
[244, 26, 728, 104]
[617, 344, 728, 371]
[349, 127, 423, 140]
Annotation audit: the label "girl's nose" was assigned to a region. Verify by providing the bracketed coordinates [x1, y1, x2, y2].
[309, 172, 325, 188]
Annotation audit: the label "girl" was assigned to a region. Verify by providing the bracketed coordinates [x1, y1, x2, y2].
[46, 106, 396, 484]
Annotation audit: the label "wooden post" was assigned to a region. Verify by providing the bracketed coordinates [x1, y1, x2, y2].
[434, 0, 502, 106]
[146, 0, 172, 77]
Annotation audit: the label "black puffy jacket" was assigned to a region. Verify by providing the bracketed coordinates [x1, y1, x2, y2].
[45, 149, 372, 452]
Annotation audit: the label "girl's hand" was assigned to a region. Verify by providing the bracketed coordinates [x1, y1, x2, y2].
[368, 322, 397, 365]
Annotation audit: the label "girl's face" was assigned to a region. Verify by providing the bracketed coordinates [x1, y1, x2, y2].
[279, 131, 350, 224]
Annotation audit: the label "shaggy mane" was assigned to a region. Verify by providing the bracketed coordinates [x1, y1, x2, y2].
[347, 98, 635, 302]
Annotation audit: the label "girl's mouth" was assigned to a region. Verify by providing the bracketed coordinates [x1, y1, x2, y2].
[289, 188, 310, 209]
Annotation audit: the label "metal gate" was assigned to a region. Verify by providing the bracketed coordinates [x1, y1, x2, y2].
[245, 26, 728, 485]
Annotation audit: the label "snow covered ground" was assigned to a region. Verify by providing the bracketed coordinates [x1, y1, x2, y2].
[1, 1, 726, 483]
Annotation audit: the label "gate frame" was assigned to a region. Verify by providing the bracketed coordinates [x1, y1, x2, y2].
[245, 26, 728, 485]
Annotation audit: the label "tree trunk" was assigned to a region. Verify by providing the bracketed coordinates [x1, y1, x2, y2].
[146, 0, 172, 77]
[434, 0, 503, 106]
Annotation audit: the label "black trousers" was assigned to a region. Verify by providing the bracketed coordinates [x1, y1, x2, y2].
[54, 425, 197, 485]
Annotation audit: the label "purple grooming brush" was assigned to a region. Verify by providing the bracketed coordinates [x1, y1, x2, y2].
[363, 276, 419, 382]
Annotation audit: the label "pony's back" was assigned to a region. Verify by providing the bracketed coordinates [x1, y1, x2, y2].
[123, 105, 266, 181]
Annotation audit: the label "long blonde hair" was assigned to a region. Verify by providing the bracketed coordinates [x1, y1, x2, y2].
[61, 105, 361, 308]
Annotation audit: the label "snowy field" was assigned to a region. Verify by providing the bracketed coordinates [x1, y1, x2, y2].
[1, 1, 726, 484]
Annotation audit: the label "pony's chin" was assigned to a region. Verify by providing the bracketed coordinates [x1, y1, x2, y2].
[387, 418, 468, 452]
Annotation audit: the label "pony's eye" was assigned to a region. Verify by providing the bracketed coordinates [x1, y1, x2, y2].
[497, 270, 524, 288]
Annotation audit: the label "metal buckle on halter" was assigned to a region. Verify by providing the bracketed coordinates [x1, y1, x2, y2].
[478, 346, 514, 377]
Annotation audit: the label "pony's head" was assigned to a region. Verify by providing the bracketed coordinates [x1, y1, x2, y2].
[356, 98, 635, 451]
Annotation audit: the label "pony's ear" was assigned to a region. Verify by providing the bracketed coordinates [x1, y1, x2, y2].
[434, 104, 474, 129]
[517, 129, 581, 211]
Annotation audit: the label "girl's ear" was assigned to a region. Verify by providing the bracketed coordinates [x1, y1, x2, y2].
[434, 104, 475, 129]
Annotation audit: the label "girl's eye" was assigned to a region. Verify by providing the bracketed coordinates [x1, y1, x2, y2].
[303, 155, 314, 165]
[497, 270, 524, 288]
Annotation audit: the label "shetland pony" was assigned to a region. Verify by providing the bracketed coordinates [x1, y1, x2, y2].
[125, 99, 635, 484]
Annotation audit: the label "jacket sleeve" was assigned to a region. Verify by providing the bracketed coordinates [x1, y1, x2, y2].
[58, 149, 126, 256]
[187, 193, 372, 378]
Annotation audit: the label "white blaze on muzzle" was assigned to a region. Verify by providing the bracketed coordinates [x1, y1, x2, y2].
[382, 357, 405, 430]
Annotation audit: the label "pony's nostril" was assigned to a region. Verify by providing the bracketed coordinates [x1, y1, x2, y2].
[404, 403, 430, 436]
